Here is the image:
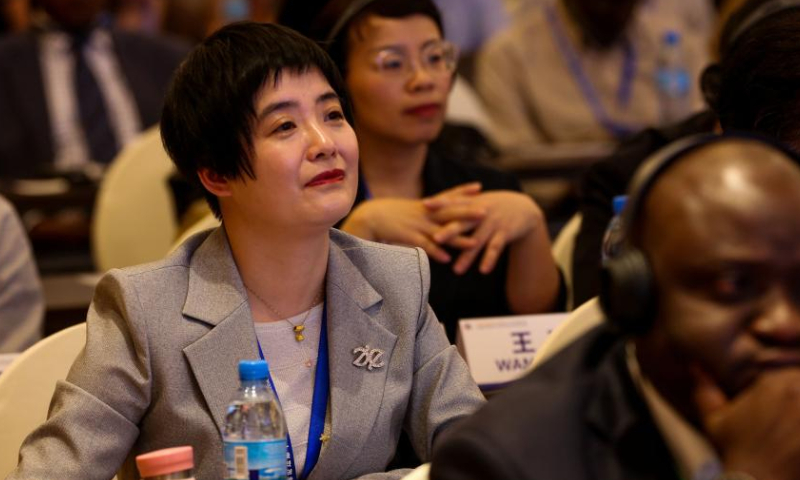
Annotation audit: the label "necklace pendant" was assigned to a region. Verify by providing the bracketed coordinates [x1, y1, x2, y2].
[294, 325, 305, 342]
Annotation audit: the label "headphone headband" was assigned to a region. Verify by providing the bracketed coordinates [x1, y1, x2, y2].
[620, 133, 720, 237]
[722, 0, 800, 54]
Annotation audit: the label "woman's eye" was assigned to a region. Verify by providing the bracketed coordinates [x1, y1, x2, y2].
[381, 58, 404, 71]
[273, 121, 295, 133]
[326, 110, 345, 121]
[427, 53, 444, 64]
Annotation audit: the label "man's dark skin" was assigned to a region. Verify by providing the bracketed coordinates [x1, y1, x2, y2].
[562, 0, 641, 48]
[635, 141, 800, 479]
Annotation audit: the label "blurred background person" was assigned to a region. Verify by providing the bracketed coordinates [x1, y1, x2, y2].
[0, 0, 189, 274]
[475, 0, 714, 152]
[572, 0, 800, 307]
[431, 0, 508, 78]
[0, 0, 189, 179]
[312, 0, 562, 342]
[280, 0, 504, 140]
[0, 194, 44, 353]
[108, 0, 161, 33]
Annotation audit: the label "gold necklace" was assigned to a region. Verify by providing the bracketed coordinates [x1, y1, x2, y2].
[245, 284, 323, 342]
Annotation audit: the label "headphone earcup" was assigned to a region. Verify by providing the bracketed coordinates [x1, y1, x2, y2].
[600, 249, 656, 335]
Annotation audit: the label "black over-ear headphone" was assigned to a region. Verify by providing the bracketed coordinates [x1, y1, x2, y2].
[599, 132, 800, 335]
[701, 0, 800, 111]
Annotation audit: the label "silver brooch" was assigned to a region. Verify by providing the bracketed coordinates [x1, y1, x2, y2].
[352, 345, 385, 371]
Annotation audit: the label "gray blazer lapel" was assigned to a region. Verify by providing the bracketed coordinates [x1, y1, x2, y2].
[181, 229, 260, 434]
[310, 242, 396, 480]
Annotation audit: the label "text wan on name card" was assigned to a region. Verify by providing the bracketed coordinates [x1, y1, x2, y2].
[456, 313, 568, 391]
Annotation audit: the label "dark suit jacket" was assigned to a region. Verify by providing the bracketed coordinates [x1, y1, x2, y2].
[0, 29, 189, 178]
[430, 324, 681, 480]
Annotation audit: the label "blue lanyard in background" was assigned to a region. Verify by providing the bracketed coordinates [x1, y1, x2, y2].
[544, 3, 641, 139]
[256, 302, 329, 480]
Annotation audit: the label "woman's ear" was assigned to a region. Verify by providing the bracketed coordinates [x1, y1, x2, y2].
[197, 168, 233, 197]
[701, 64, 722, 114]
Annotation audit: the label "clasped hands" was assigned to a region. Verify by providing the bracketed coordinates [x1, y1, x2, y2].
[345, 182, 543, 274]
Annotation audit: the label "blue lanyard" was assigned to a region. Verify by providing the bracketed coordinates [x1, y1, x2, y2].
[256, 302, 329, 480]
[544, 3, 641, 139]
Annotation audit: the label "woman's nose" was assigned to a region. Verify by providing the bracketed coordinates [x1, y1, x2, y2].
[406, 63, 436, 92]
[306, 123, 336, 160]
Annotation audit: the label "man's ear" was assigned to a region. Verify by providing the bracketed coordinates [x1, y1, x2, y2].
[701, 64, 722, 113]
[197, 168, 233, 197]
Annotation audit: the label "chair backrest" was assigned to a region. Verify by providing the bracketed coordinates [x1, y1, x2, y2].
[530, 297, 604, 369]
[400, 463, 430, 480]
[0, 323, 87, 478]
[92, 126, 178, 272]
[551, 213, 582, 310]
[170, 212, 220, 254]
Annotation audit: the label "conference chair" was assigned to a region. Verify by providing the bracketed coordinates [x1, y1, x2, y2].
[401, 463, 431, 480]
[0, 323, 86, 478]
[530, 297, 603, 369]
[91, 126, 178, 272]
[551, 213, 582, 310]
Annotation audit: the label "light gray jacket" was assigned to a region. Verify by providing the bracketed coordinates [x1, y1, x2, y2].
[9, 228, 484, 480]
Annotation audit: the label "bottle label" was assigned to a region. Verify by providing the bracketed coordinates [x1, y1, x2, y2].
[224, 439, 287, 480]
[656, 68, 690, 97]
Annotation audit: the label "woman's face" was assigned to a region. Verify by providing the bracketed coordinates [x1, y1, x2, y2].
[345, 14, 454, 147]
[223, 68, 359, 231]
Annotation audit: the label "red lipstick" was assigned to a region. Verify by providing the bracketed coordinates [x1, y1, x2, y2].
[306, 168, 345, 187]
[404, 103, 442, 118]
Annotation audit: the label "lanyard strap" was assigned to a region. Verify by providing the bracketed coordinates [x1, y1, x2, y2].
[256, 302, 329, 480]
[544, 3, 640, 139]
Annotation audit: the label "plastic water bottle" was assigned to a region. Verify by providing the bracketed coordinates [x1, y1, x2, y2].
[655, 30, 691, 124]
[601, 195, 628, 263]
[223, 360, 287, 480]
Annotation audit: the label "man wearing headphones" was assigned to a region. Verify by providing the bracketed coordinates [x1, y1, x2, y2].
[430, 134, 800, 480]
[572, 0, 800, 306]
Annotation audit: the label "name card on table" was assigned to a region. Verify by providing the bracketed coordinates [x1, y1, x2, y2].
[456, 313, 568, 391]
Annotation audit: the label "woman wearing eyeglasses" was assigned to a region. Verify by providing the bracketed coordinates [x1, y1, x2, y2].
[314, 0, 563, 340]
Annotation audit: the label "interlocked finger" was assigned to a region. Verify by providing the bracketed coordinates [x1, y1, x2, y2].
[479, 230, 507, 274]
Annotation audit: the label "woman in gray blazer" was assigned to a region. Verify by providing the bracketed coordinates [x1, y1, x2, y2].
[9, 22, 484, 480]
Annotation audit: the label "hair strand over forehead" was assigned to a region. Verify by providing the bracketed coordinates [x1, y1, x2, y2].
[160, 22, 351, 218]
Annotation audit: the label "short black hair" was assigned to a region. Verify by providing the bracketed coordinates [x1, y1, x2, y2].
[309, 0, 444, 78]
[160, 22, 351, 218]
[711, 2, 800, 150]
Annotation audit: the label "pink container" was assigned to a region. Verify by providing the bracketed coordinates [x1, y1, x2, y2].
[136, 446, 195, 480]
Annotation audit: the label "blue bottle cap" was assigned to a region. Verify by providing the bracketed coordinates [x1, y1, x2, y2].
[612, 195, 628, 215]
[663, 30, 681, 46]
[239, 360, 269, 381]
